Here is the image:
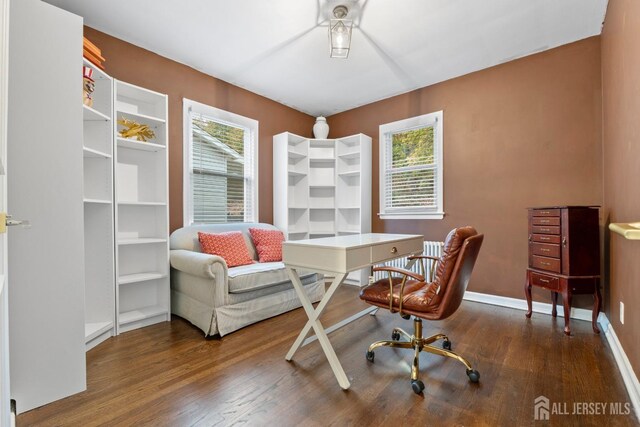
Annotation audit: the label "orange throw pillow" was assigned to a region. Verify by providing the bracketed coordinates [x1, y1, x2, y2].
[249, 228, 285, 262]
[198, 231, 254, 267]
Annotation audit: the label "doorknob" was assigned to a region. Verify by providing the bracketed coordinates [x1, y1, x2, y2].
[0, 213, 31, 234]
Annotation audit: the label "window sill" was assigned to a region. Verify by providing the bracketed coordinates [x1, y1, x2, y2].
[378, 212, 444, 220]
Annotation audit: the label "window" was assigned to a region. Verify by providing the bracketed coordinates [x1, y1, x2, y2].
[379, 111, 443, 219]
[183, 99, 258, 225]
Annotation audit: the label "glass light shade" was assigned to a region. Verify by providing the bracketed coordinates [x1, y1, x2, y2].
[329, 19, 353, 59]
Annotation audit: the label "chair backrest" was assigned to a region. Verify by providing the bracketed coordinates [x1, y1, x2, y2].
[435, 232, 484, 319]
[402, 227, 484, 320]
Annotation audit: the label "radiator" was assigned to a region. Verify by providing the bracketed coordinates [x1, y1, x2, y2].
[372, 240, 444, 282]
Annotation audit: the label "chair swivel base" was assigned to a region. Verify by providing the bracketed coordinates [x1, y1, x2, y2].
[365, 317, 480, 394]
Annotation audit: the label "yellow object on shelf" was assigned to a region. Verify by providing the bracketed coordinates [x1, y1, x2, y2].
[609, 222, 640, 240]
[118, 117, 156, 142]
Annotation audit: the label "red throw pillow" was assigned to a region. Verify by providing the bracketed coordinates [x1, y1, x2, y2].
[198, 231, 254, 267]
[249, 228, 285, 262]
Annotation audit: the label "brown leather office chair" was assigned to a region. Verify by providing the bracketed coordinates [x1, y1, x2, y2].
[359, 226, 484, 394]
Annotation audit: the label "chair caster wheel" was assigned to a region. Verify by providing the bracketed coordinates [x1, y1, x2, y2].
[466, 369, 480, 383]
[411, 379, 425, 394]
[391, 331, 401, 341]
[366, 351, 375, 363]
[442, 340, 452, 351]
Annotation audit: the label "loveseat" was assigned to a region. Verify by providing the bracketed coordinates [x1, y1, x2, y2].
[169, 222, 325, 336]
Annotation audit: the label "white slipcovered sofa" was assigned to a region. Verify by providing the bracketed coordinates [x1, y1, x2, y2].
[169, 222, 325, 336]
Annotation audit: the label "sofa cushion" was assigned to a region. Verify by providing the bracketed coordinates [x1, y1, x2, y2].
[170, 223, 281, 261]
[249, 228, 284, 262]
[198, 231, 254, 267]
[227, 262, 317, 294]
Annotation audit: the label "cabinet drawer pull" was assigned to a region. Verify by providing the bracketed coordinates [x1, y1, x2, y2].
[540, 236, 549, 241]
[541, 262, 551, 266]
[390, 246, 397, 254]
[541, 248, 550, 252]
[539, 278, 550, 283]
[539, 219, 549, 224]
[540, 211, 550, 214]
[541, 228, 549, 232]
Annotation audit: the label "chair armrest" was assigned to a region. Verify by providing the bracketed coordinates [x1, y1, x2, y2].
[170, 249, 227, 279]
[372, 266, 424, 282]
[407, 255, 439, 281]
[408, 255, 440, 261]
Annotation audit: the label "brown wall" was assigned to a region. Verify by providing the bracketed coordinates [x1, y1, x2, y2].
[601, 0, 640, 375]
[84, 27, 315, 232]
[89, 24, 606, 307]
[328, 37, 603, 302]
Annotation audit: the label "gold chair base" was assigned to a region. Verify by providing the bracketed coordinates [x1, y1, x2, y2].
[366, 318, 479, 393]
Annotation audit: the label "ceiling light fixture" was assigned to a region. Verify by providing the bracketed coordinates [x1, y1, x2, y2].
[329, 5, 353, 59]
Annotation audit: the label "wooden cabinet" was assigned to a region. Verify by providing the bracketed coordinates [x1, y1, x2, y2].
[524, 206, 601, 335]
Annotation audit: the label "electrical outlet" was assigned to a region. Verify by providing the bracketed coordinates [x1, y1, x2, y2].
[368, 275, 374, 284]
[620, 301, 625, 325]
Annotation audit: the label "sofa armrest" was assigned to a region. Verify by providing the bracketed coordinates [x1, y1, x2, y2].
[170, 249, 227, 279]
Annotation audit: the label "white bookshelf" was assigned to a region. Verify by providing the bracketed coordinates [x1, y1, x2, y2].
[114, 80, 170, 334]
[273, 132, 372, 285]
[82, 58, 115, 351]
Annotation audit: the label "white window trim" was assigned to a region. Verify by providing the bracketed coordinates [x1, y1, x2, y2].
[182, 98, 259, 226]
[378, 110, 444, 220]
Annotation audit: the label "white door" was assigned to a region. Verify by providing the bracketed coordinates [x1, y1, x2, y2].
[0, 0, 12, 424]
[7, 0, 86, 414]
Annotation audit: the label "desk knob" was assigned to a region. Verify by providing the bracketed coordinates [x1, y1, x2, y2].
[390, 246, 398, 254]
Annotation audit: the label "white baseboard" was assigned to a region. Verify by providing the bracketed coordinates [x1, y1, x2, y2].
[463, 291, 593, 321]
[463, 291, 639, 420]
[598, 314, 640, 421]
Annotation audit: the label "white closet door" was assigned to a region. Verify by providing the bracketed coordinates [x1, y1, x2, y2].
[7, 0, 86, 413]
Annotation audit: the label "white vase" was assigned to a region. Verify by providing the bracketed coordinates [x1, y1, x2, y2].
[313, 116, 329, 139]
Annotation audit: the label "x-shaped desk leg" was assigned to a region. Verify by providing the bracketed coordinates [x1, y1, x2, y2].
[285, 267, 350, 389]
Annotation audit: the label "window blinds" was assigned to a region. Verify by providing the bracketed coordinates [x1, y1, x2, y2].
[382, 124, 438, 213]
[189, 111, 255, 224]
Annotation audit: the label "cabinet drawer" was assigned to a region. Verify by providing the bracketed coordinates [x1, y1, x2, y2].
[530, 242, 560, 258]
[370, 239, 422, 264]
[531, 225, 560, 235]
[532, 217, 560, 226]
[531, 234, 561, 244]
[532, 209, 560, 217]
[530, 271, 560, 291]
[531, 255, 561, 273]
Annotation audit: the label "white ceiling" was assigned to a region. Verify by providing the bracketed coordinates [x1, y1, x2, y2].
[45, 0, 608, 116]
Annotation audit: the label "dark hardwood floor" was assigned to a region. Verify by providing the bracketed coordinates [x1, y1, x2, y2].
[19, 286, 637, 426]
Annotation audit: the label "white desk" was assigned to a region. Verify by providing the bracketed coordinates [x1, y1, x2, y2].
[283, 233, 424, 389]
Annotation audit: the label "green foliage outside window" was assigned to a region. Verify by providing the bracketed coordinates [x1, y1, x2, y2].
[389, 126, 436, 208]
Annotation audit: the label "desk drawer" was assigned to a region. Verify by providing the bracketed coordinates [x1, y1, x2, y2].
[531, 225, 560, 235]
[530, 271, 560, 291]
[530, 242, 560, 258]
[532, 217, 560, 226]
[531, 234, 561, 244]
[532, 209, 560, 217]
[531, 255, 561, 273]
[371, 238, 422, 264]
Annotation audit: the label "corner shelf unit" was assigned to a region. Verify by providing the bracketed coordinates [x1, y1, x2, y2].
[82, 58, 115, 351]
[273, 132, 372, 285]
[114, 80, 170, 334]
